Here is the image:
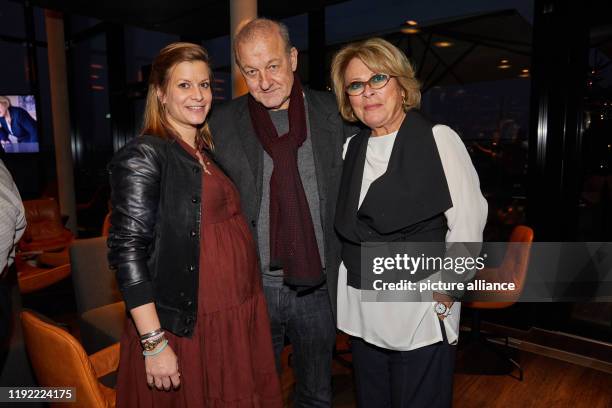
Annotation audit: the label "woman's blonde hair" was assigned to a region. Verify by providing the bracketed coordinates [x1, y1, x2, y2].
[142, 42, 214, 151]
[330, 37, 421, 122]
[0, 96, 11, 109]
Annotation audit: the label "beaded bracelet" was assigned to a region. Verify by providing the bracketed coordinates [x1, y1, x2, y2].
[142, 339, 169, 357]
[141, 332, 166, 351]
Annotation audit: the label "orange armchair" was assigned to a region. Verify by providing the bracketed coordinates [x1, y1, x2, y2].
[16, 257, 71, 294]
[19, 199, 74, 252]
[465, 225, 534, 308]
[459, 225, 534, 381]
[20, 310, 119, 408]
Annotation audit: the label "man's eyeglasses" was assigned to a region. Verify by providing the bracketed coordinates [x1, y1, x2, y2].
[345, 73, 393, 96]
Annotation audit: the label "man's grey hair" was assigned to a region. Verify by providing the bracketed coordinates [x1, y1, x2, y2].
[233, 18, 292, 64]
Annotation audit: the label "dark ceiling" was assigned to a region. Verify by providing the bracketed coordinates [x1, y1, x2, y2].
[316, 10, 533, 90]
[23, 0, 345, 39]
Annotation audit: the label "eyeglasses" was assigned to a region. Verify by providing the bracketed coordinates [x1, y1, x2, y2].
[345, 73, 393, 96]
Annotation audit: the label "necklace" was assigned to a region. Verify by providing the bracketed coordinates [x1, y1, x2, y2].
[177, 136, 212, 175]
[195, 150, 212, 175]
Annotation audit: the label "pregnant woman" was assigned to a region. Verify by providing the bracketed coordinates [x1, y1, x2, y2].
[107, 42, 281, 407]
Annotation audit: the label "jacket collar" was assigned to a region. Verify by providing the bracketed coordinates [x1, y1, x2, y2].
[166, 136, 201, 164]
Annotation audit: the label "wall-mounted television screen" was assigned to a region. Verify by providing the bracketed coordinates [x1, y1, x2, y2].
[0, 94, 39, 153]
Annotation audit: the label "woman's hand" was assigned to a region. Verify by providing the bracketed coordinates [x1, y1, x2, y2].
[145, 343, 181, 391]
[128, 303, 180, 390]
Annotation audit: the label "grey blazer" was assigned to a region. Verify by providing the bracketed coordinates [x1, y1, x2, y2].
[209, 88, 357, 318]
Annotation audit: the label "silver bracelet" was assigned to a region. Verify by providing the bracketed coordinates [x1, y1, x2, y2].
[140, 328, 163, 342]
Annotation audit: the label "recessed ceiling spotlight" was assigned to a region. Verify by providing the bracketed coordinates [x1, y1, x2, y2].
[401, 27, 420, 34]
[434, 41, 453, 48]
[498, 64, 511, 69]
[406, 20, 418, 26]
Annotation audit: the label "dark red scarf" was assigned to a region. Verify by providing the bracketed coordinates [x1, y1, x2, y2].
[248, 74, 323, 288]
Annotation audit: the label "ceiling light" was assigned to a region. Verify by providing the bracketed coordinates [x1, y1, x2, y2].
[498, 64, 511, 69]
[401, 27, 420, 34]
[434, 41, 453, 48]
[522, 68, 529, 73]
[406, 20, 418, 26]
[500, 59, 509, 64]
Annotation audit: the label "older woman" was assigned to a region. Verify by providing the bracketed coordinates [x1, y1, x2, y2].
[108, 43, 281, 407]
[330, 38, 487, 407]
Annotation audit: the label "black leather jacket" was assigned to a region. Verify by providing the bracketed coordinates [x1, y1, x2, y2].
[107, 135, 202, 337]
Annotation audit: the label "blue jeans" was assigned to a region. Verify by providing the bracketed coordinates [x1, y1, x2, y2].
[263, 282, 336, 408]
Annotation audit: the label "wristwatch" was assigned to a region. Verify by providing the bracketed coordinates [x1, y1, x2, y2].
[434, 302, 451, 317]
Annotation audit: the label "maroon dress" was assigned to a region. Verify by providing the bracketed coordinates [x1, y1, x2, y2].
[116, 142, 282, 407]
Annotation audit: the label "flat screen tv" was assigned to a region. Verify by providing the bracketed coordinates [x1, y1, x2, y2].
[0, 94, 39, 153]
